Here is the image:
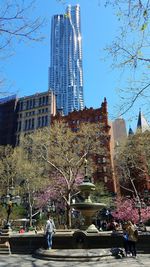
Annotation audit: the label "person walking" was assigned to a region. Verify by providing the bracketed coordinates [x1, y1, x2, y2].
[126, 221, 138, 258]
[44, 213, 56, 250]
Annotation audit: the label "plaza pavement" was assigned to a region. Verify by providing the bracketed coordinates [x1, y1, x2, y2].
[0, 253, 149, 267]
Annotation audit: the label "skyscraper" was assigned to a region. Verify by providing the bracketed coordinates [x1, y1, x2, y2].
[49, 5, 84, 115]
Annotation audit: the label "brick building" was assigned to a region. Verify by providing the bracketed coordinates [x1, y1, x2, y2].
[51, 98, 116, 194]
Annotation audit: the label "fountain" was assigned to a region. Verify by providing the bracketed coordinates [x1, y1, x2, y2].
[9, 159, 110, 258]
[71, 159, 106, 233]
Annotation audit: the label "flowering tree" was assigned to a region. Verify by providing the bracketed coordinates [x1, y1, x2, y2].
[112, 198, 150, 224]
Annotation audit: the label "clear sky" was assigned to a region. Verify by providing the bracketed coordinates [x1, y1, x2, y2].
[2, 0, 145, 130]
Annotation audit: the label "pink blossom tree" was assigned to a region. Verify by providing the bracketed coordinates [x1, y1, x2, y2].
[112, 198, 150, 224]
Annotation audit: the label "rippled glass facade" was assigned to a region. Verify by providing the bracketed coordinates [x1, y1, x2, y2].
[49, 5, 84, 115]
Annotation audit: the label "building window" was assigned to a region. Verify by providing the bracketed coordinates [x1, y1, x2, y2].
[97, 158, 101, 163]
[104, 176, 107, 183]
[103, 166, 107, 172]
[32, 118, 34, 129]
[29, 99, 33, 109]
[24, 120, 27, 131]
[38, 117, 41, 127]
[42, 96, 45, 105]
[42, 116, 44, 127]
[28, 119, 31, 130]
[26, 100, 29, 110]
[19, 102, 23, 111]
[46, 96, 48, 105]
[33, 99, 35, 107]
[45, 116, 47, 125]
[102, 157, 106, 163]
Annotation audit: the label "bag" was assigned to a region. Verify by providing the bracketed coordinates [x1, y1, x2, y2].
[123, 233, 128, 240]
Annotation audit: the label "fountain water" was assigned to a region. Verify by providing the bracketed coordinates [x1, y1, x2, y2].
[71, 159, 106, 232]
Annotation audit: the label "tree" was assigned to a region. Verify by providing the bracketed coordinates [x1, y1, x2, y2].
[0, 0, 44, 95]
[112, 197, 150, 224]
[103, 0, 150, 116]
[20, 121, 109, 228]
[14, 145, 48, 227]
[0, 145, 18, 194]
[114, 131, 150, 197]
[0, 0, 43, 52]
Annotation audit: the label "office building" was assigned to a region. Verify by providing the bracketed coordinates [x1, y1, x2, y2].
[16, 90, 56, 144]
[49, 5, 84, 115]
[0, 91, 56, 146]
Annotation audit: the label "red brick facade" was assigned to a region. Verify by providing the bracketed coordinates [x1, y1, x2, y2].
[51, 98, 116, 194]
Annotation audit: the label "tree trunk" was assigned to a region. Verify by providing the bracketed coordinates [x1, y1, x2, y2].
[66, 205, 72, 229]
[29, 204, 33, 227]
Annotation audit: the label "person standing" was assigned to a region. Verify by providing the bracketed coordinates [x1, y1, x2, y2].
[44, 213, 56, 250]
[126, 221, 138, 258]
[122, 222, 129, 256]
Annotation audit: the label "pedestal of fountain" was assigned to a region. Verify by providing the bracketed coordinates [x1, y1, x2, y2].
[71, 159, 106, 232]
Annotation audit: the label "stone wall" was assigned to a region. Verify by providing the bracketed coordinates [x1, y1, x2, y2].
[7, 232, 150, 254]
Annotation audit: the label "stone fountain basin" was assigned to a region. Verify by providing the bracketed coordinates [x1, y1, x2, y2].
[71, 203, 106, 215]
[71, 202, 106, 210]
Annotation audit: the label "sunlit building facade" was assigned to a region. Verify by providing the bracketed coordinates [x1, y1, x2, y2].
[49, 5, 84, 115]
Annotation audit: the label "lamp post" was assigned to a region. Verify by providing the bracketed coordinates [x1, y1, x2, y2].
[46, 200, 56, 213]
[135, 201, 142, 224]
[0, 184, 21, 229]
[135, 199, 146, 230]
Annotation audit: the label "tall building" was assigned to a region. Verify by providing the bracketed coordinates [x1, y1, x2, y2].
[49, 5, 84, 115]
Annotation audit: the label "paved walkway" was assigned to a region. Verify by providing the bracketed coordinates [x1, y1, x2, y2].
[0, 254, 149, 267]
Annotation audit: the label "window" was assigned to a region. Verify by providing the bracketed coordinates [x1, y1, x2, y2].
[28, 119, 31, 130]
[103, 166, 107, 173]
[26, 100, 29, 110]
[102, 157, 106, 163]
[104, 176, 107, 183]
[32, 118, 34, 129]
[46, 96, 48, 105]
[97, 158, 101, 163]
[24, 120, 27, 131]
[42, 116, 44, 127]
[33, 99, 35, 107]
[45, 116, 48, 126]
[42, 96, 45, 105]
[19, 102, 23, 111]
[29, 99, 33, 109]
[38, 117, 41, 127]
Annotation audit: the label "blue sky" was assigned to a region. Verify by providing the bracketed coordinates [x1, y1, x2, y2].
[2, 0, 143, 129]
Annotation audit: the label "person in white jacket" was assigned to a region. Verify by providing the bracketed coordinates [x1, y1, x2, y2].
[44, 213, 56, 249]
